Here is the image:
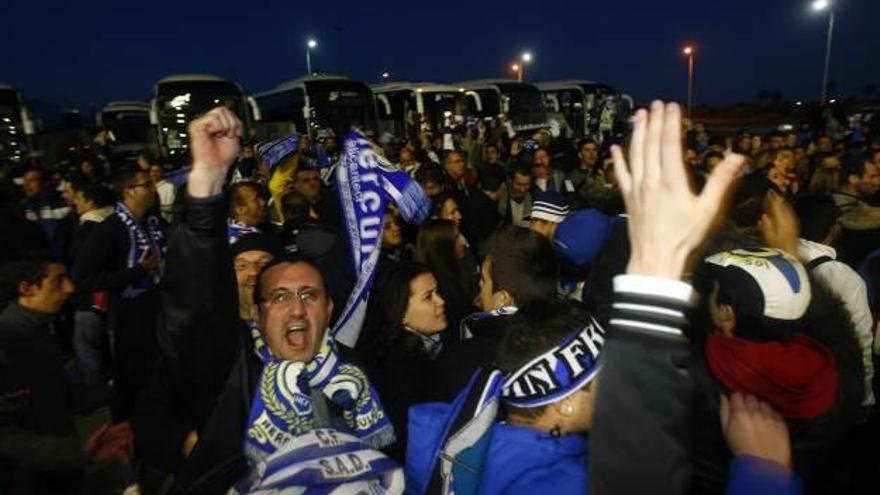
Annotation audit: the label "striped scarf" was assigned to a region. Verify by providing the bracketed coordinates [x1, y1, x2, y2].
[244, 321, 395, 465]
[116, 202, 165, 298]
[229, 219, 261, 245]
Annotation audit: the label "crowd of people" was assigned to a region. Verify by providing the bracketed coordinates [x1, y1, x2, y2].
[1, 99, 879, 495]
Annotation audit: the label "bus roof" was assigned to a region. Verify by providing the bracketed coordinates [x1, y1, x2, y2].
[157, 74, 231, 84]
[456, 78, 538, 89]
[103, 101, 150, 112]
[371, 82, 464, 94]
[534, 80, 615, 92]
[257, 74, 361, 95]
[0, 83, 16, 91]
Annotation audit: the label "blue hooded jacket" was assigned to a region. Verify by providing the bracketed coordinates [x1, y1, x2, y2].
[477, 424, 589, 495]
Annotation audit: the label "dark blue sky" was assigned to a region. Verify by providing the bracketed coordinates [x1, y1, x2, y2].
[3, 0, 878, 110]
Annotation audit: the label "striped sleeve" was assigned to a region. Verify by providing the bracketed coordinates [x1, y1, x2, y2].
[610, 274, 697, 339]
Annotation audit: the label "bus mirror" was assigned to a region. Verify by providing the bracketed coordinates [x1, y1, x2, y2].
[149, 99, 158, 125]
[247, 96, 262, 121]
[501, 97, 510, 115]
[303, 106, 312, 120]
[22, 117, 36, 136]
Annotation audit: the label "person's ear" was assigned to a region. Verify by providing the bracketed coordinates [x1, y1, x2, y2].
[494, 289, 514, 308]
[718, 303, 736, 335]
[17, 281, 35, 299]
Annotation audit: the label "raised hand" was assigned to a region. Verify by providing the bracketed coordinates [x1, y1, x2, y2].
[85, 421, 134, 463]
[612, 101, 744, 279]
[720, 393, 792, 469]
[187, 107, 242, 198]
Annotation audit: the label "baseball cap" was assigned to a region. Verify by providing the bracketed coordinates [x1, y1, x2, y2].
[704, 247, 811, 341]
[552, 209, 612, 267]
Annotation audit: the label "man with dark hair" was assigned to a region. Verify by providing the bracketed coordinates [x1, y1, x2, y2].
[415, 164, 445, 198]
[568, 138, 602, 189]
[830, 153, 880, 267]
[833, 153, 880, 229]
[68, 181, 116, 387]
[498, 163, 533, 228]
[149, 108, 393, 492]
[73, 167, 166, 421]
[0, 257, 132, 493]
[228, 181, 266, 244]
[469, 166, 506, 247]
[431, 226, 560, 400]
[19, 166, 72, 258]
[794, 194, 875, 407]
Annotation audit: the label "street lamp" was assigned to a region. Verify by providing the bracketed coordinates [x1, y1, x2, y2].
[306, 39, 318, 75]
[382, 71, 390, 80]
[510, 63, 521, 80]
[811, 0, 834, 105]
[683, 46, 695, 118]
[519, 52, 533, 82]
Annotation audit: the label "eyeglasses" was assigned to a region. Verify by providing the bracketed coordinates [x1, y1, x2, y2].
[261, 287, 323, 308]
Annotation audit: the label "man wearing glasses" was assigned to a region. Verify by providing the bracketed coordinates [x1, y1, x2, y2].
[73, 167, 167, 423]
[138, 108, 377, 493]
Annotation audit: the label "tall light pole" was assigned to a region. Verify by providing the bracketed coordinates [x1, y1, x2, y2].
[812, 0, 835, 105]
[306, 39, 317, 75]
[683, 46, 695, 118]
[511, 63, 521, 81]
[520, 52, 532, 82]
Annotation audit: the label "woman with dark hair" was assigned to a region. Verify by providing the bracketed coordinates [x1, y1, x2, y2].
[414, 219, 476, 331]
[359, 262, 449, 460]
[429, 192, 463, 229]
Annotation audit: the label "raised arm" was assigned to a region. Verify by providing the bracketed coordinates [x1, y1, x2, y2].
[159, 107, 241, 362]
[590, 101, 744, 495]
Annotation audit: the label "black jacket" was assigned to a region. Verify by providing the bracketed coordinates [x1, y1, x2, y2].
[0, 303, 88, 494]
[429, 313, 514, 403]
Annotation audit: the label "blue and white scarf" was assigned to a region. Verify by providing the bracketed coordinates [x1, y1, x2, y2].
[407, 318, 605, 494]
[244, 322, 395, 465]
[235, 429, 404, 495]
[255, 129, 431, 347]
[332, 130, 431, 347]
[256, 134, 303, 174]
[229, 219, 261, 245]
[116, 201, 166, 298]
[458, 306, 518, 340]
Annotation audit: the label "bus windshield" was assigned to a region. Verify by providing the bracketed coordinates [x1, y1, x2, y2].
[104, 110, 150, 145]
[156, 81, 245, 150]
[496, 83, 546, 127]
[305, 80, 376, 136]
[422, 92, 471, 124]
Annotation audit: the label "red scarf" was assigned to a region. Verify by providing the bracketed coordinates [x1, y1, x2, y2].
[706, 331, 838, 419]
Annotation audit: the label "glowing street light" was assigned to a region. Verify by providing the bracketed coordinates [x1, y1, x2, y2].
[382, 71, 390, 80]
[517, 52, 533, 82]
[810, 0, 834, 105]
[683, 45, 695, 117]
[306, 38, 318, 74]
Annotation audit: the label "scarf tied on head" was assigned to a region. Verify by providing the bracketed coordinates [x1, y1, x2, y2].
[116, 201, 165, 298]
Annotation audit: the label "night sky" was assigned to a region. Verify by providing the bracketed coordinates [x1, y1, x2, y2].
[3, 0, 879, 110]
